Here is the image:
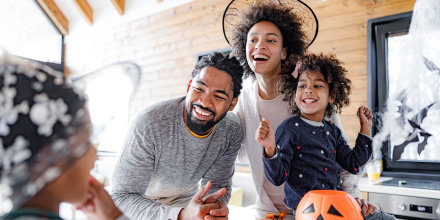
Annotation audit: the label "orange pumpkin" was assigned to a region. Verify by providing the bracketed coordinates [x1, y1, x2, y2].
[295, 190, 364, 220]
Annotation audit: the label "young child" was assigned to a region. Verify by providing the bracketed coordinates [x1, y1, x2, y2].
[255, 53, 373, 212]
[0, 51, 124, 220]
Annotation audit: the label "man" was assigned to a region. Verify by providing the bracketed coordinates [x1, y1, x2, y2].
[111, 52, 244, 220]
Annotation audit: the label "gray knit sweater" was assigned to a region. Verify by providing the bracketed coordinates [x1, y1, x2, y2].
[110, 97, 242, 220]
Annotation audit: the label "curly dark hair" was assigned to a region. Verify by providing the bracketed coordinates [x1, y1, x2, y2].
[192, 52, 244, 98]
[230, 1, 306, 79]
[279, 53, 352, 117]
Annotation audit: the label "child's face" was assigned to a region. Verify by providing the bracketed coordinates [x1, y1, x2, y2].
[294, 70, 334, 121]
[245, 21, 287, 76]
[53, 111, 97, 205]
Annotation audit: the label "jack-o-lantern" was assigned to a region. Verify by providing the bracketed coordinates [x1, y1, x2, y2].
[295, 190, 364, 220]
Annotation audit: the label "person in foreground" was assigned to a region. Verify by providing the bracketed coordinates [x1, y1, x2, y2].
[0, 51, 125, 220]
[256, 53, 396, 220]
[110, 52, 244, 220]
[229, 1, 376, 217]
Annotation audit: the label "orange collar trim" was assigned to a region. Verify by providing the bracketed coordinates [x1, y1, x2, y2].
[185, 123, 214, 139]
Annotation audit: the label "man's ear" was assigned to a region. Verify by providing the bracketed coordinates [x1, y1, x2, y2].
[187, 79, 192, 93]
[228, 97, 239, 111]
[281, 47, 287, 60]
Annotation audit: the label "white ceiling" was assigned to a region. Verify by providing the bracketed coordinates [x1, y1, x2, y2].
[55, 0, 194, 39]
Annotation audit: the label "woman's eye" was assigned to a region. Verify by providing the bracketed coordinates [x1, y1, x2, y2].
[298, 85, 306, 89]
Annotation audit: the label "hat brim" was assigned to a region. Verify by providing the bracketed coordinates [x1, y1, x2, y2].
[222, 0, 319, 48]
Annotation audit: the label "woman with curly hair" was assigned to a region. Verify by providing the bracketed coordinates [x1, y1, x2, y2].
[256, 53, 396, 220]
[230, 1, 380, 218]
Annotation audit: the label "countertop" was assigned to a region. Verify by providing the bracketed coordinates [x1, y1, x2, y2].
[358, 176, 440, 199]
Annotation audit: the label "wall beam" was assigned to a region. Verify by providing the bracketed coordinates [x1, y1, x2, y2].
[73, 0, 93, 25]
[110, 0, 124, 15]
[35, 0, 69, 35]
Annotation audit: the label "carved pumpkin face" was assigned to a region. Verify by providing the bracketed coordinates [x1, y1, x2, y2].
[295, 190, 364, 220]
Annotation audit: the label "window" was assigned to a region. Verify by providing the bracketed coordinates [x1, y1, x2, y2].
[72, 62, 141, 154]
[0, 0, 64, 71]
[367, 12, 440, 180]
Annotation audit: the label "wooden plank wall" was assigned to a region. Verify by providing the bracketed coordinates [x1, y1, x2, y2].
[65, 0, 416, 145]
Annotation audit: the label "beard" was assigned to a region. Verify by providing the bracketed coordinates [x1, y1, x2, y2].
[185, 104, 228, 135]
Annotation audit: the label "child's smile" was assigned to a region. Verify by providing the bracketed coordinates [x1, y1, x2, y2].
[294, 70, 334, 122]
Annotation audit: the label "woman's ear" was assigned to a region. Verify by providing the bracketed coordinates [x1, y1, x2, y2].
[281, 47, 287, 60]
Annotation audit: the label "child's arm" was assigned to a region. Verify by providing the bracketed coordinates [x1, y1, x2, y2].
[256, 118, 294, 186]
[255, 118, 276, 158]
[357, 105, 373, 136]
[336, 106, 374, 174]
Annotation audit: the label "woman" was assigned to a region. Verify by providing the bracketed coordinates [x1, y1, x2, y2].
[230, 2, 377, 218]
[0, 50, 125, 220]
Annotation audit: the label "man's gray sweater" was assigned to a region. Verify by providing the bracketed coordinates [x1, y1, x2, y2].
[111, 97, 242, 220]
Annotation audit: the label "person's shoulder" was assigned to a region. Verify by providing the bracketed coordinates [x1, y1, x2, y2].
[133, 97, 184, 126]
[279, 114, 300, 128]
[240, 78, 257, 96]
[323, 118, 342, 135]
[221, 111, 242, 130]
[323, 118, 339, 129]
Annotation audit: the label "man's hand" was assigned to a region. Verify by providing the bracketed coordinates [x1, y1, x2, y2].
[255, 118, 276, 158]
[357, 105, 373, 136]
[355, 197, 377, 216]
[203, 187, 228, 220]
[178, 181, 227, 220]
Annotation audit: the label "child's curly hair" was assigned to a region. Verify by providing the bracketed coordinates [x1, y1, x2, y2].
[279, 53, 352, 117]
[230, 1, 306, 79]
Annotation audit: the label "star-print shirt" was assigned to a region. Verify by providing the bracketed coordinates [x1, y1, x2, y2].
[263, 114, 372, 210]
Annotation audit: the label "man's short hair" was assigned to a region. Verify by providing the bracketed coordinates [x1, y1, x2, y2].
[192, 52, 244, 98]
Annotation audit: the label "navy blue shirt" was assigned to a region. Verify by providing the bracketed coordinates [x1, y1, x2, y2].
[262, 115, 372, 210]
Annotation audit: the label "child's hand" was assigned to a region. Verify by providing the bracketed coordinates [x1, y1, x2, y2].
[357, 105, 373, 136]
[255, 118, 276, 157]
[77, 176, 123, 220]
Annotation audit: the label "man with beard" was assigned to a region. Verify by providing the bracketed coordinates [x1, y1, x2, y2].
[111, 52, 244, 220]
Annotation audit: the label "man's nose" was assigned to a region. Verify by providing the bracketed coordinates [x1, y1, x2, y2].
[199, 94, 214, 109]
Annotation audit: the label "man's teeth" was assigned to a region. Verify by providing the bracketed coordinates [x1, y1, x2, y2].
[253, 54, 269, 60]
[303, 99, 316, 104]
[195, 107, 210, 116]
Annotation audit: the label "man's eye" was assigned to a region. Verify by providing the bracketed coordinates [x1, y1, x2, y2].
[215, 95, 226, 100]
[195, 87, 203, 92]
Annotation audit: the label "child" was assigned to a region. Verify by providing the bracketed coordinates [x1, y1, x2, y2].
[255, 53, 373, 212]
[0, 51, 125, 220]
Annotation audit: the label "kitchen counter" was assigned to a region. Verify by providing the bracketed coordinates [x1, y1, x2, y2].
[358, 176, 440, 199]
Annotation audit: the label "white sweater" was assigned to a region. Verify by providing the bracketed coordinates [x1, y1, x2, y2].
[233, 79, 362, 213]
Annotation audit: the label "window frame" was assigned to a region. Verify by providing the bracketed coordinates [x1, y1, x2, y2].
[367, 11, 440, 180]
